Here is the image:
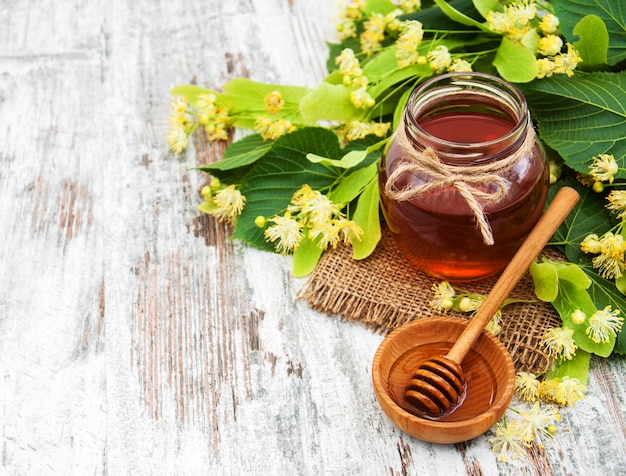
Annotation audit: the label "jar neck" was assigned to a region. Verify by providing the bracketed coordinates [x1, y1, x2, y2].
[402, 72, 530, 165]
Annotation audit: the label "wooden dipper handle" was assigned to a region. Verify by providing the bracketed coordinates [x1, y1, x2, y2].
[445, 186, 579, 365]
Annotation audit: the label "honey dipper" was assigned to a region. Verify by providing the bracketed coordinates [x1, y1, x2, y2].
[405, 186, 579, 418]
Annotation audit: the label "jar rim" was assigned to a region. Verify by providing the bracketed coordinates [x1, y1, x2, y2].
[404, 72, 529, 152]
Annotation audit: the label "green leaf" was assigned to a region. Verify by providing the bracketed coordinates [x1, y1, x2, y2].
[556, 263, 592, 290]
[222, 78, 309, 105]
[573, 15, 609, 69]
[329, 160, 379, 204]
[292, 234, 325, 278]
[530, 260, 559, 302]
[351, 176, 381, 260]
[519, 72, 626, 178]
[433, 0, 490, 32]
[472, 0, 501, 18]
[492, 37, 539, 83]
[299, 82, 362, 123]
[307, 149, 368, 168]
[170, 84, 212, 103]
[554, 0, 626, 66]
[202, 134, 272, 172]
[546, 350, 591, 386]
[231, 128, 343, 251]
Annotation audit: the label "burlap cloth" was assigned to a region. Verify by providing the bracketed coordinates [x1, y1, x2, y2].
[299, 226, 563, 375]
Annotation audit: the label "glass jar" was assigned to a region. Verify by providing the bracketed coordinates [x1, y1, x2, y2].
[380, 72, 549, 282]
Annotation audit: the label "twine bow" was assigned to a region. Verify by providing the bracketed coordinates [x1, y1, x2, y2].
[384, 125, 535, 246]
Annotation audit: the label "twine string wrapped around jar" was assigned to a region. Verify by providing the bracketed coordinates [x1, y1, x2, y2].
[384, 124, 537, 246]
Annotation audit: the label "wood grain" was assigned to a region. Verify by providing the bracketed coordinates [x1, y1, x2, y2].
[1, 1, 625, 475]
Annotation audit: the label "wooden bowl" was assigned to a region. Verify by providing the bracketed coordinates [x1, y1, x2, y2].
[372, 316, 515, 444]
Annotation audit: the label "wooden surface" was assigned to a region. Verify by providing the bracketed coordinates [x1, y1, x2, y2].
[1, 1, 625, 474]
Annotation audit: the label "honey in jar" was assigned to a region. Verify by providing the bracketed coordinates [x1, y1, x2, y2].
[380, 73, 549, 281]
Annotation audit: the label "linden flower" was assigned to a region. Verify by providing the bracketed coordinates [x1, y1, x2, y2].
[399, 0, 421, 13]
[552, 43, 583, 77]
[589, 153, 619, 184]
[536, 57, 556, 79]
[308, 222, 342, 249]
[426, 45, 451, 73]
[539, 13, 560, 34]
[337, 120, 390, 142]
[540, 377, 586, 406]
[515, 372, 541, 402]
[518, 401, 560, 448]
[489, 419, 527, 462]
[299, 190, 343, 227]
[169, 96, 189, 124]
[167, 123, 189, 154]
[335, 48, 363, 85]
[350, 86, 375, 109]
[586, 305, 624, 344]
[507, 0, 537, 26]
[447, 58, 473, 72]
[541, 327, 577, 360]
[395, 20, 425, 68]
[485, 310, 502, 336]
[538, 35, 563, 57]
[458, 296, 483, 313]
[212, 185, 246, 223]
[264, 91, 284, 115]
[254, 115, 296, 141]
[430, 281, 455, 311]
[606, 190, 626, 220]
[580, 233, 601, 254]
[592, 232, 625, 279]
[334, 216, 364, 244]
[486, 11, 514, 34]
[360, 13, 386, 54]
[264, 214, 304, 254]
[570, 309, 587, 325]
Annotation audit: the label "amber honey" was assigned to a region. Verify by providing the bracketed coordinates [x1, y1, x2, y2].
[381, 73, 549, 281]
[387, 342, 497, 422]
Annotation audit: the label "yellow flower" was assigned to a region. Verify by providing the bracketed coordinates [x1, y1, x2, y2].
[254, 115, 296, 141]
[539, 13, 560, 34]
[518, 401, 560, 447]
[540, 377, 586, 406]
[592, 232, 625, 279]
[395, 20, 424, 68]
[541, 327, 577, 360]
[334, 216, 364, 244]
[570, 309, 587, 325]
[552, 43, 582, 77]
[264, 214, 304, 254]
[264, 91, 285, 115]
[447, 58, 473, 72]
[299, 190, 341, 227]
[538, 35, 563, 56]
[507, 0, 537, 26]
[536, 58, 555, 79]
[167, 123, 189, 154]
[515, 372, 541, 402]
[399, 0, 421, 13]
[486, 11, 514, 34]
[580, 233, 601, 254]
[360, 13, 386, 54]
[350, 86, 375, 109]
[430, 281, 455, 311]
[589, 153, 619, 184]
[489, 419, 527, 462]
[606, 190, 626, 220]
[309, 222, 342, 249]
[485, 310, 502, 336]
[586, 305, 623, 344]
[212, 185, 246, 223]
[426, 45, 451, 73]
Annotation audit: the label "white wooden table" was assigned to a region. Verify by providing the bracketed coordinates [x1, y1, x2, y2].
[1, 1, 625, 474]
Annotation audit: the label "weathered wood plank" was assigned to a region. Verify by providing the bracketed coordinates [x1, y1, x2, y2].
[1, 0, 625, 475]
